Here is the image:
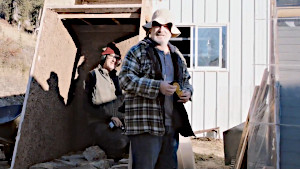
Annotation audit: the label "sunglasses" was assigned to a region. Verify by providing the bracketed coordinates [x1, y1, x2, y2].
[152, 21, 172, 29]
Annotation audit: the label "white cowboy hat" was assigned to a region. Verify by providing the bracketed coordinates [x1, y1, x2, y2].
[143, 9, 181, 38]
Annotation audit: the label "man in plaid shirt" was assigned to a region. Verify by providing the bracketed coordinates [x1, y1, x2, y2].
[119, 9, 194, 169]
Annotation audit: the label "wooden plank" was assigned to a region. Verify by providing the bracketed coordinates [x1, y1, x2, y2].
[58, 13, 140, 19]
[255, 20, 268, 86]
[241, 0, 255, 121]
[76, 0, 142, 4]
[204, 72, 217, 130]
[205, 0, 217, 23]
[169, 0, 181, 23]
[229, 0, 242, 128]
[193, 0, 205, 24]
[182, 0, 193, 23]
[277, 7, 300, 18]
[217, 0, 229, 23]
[234, 86, 260, 169]
[49, 4, 142, 13]
[71, 25, 137, 33]
[216, 72, 229, 136]
[191, 71, 205, 135]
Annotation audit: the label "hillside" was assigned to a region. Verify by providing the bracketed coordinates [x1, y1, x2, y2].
[0, 19, 36, 100]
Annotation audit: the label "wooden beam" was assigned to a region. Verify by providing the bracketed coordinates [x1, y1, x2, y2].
[48, 4, 142, 13]
[75, 0, 142, 5]
[71, 25, 138, 33]
[58, 13, 140, 19]
[277, 7, 300, 18]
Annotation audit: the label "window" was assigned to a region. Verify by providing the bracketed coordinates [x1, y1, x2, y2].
[277, 0, 300, 7]
[170, 25, 228, 69]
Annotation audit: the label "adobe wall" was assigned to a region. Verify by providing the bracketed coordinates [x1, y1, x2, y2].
[12, 8, 140, 168]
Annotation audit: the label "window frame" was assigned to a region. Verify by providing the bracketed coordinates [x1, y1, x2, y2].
[171, 23, 229, 71]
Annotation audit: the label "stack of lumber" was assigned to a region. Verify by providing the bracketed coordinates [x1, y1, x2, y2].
[233, 68, 277, 169]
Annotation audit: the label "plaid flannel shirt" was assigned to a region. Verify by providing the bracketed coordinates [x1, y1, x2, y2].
[119, 38, 193, 136]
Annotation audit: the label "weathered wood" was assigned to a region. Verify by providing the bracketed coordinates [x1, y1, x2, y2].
[75, 0, 141, 5]
[277, 7, 300, 18]
[70, 25, 137, 33]
[234, 86, 260, 169]
[49, 4, 142, 14]
[194, 127, 220, 138]
[58, 13, 140, 19]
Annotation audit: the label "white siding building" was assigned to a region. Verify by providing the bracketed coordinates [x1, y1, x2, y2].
[151, 0, 271, 136]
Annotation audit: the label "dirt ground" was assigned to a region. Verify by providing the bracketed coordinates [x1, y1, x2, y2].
[191, 137, 229, 169]
[0, 137, 228, 169]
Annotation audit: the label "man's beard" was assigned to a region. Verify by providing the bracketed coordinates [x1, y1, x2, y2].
[152, 36, 169, 46]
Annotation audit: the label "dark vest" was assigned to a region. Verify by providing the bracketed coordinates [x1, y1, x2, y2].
[144, 38, 195, 137]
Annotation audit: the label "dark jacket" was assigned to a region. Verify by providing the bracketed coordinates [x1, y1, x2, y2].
[119, 37, 194, 137]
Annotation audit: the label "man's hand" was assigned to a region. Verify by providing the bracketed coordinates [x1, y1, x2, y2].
[177, 90, 191, 103]
[111, 117, 123, 127]
[160, 81, 177, 96]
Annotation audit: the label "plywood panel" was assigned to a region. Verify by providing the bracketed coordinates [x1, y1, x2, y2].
[204, 72, 217, 129]
[254, 20, 268, 85]
[182, 0, 193, 23]
[169, 0, 182, 23]
[205, 0, 217, 23]
[241, 0, 255, 121]
[193, 0, 205, 24]
[216, 72, 229, 134]
[229, 0, 242, 128]
[191, 71, 205, 132]
[12, 9, 77, 168]
[217, 0, 229, 23]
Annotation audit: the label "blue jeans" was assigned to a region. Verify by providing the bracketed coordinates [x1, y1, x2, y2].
[129, 126, 178, 169]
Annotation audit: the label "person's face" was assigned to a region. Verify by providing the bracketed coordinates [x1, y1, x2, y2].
[150, 21, 172, 46]
[103, 54, 121, 71]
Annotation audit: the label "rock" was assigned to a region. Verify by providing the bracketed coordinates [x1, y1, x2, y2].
[118, 158, 129, 164]
[91, 159, 110, 169]
[61, 154, 85, 161]
[71, 164, 97, 169]
[109, 164, 128, 169]
[105, 159, 115, 166]
[29, 161, 74, 169]
[59, 153, 87, 166]
[54, 159, 84, 167]
[83, 146, 106, 162]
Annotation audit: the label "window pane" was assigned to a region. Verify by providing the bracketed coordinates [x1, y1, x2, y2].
[198, 28, 220, 67]
[170, 27, 191, 67]
[277, 0, 300, 7]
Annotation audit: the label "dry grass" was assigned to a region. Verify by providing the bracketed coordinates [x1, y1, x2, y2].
[0, 19, 36, 97]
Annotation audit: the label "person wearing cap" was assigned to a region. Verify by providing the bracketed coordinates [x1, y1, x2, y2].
[85, 42, 129, 161]
[119, 9, 194, 169]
